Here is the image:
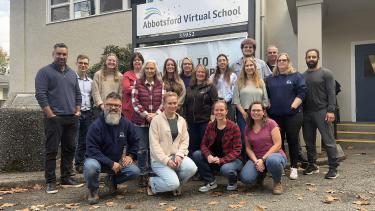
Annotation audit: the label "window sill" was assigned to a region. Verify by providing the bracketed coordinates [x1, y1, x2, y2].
[47, 8, 132, 25]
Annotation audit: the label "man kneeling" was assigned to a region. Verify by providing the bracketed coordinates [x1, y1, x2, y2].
[84, 92, 140, 204]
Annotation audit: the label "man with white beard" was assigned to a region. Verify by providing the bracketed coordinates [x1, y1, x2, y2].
[84, 92, 140, 205]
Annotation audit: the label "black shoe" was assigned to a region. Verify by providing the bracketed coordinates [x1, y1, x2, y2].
[303, 164, 319, 175]
[75, 165, 83, 174]
[88, 189, 99, 205]
[46, 183, 58, 194]
[325, 168, 338, 179]
[138, 175, 148, 188]
[61, 178, 83, 188]
[104, 175, 118, 194]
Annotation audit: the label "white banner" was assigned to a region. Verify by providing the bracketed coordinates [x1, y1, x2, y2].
[137, 0, 248, 36]
[135, 36, 246, 76]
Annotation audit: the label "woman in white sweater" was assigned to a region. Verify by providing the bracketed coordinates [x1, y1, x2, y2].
[148, 92, 197, 196]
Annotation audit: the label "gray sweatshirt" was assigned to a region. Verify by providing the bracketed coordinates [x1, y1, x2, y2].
[35, 63, 81, 115]
[303, 67, 336, 113]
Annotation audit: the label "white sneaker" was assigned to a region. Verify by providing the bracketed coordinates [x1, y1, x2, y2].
[290, 167, 298, 180]
[226, 183, 237, 191]
[198, 181, 218, 192]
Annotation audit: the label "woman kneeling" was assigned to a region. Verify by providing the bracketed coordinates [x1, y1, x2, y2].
[148, 92, 197, 196]
[240, 102, 287, 195]
[193, 100, 243, 192]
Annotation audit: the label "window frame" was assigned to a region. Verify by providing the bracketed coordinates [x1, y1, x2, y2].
[47, 0, 131, 24]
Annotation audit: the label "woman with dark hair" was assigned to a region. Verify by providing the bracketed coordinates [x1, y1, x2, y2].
[193, 100, 242, 192]
[122, 52, 144, 119]
[266, 53, 306, 180]
[183, 64, 218, 157]
[132, 60, 164, 187]
[162, 58, 186, 110]
[240, 102, 287, 195]
[92, 53, 123, 117]
[210, 54, 237, 120]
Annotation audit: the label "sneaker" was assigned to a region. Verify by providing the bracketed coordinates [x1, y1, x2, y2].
[46, 183, 58, 194]
[226, 183, 237, 191]
[290, 167, 298, 180]
[138, 175, 148, 187]
[172, 186, 182, 196]
[303, 164, 319, 175]
[324, 168, 338, 179]
[104, 175, 118, 194]
[198, 181, 218, 192]
[147, 178, 155, 196]
[75, 165, 83, 174]
[87, 189, 99, 205]
[61, 178, 83, 188]
[272, 182, 283, 195]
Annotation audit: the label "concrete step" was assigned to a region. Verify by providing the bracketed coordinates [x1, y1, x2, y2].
[337, 122, 375, 132]
[337, 131, 375, 140]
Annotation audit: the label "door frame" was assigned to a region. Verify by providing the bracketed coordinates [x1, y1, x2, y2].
[350, 40, 375, 122]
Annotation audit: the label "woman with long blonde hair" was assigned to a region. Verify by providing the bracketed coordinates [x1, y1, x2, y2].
[266, 53, 306, 180]
[92, 53, 123, 117]
[232, 57, 269, 150]
[162, 58, 186, 110]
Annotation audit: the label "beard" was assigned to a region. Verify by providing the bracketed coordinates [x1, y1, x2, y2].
[55, 58, 67, 66]
[306, 60, 318, 69]
[104, 110, 121, 125]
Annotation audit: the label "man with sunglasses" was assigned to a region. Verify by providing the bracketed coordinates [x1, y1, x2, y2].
[74, 54, 92, 174]
[84, 92, 140, 205]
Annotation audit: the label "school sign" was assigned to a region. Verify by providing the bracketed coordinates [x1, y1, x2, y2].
[137, 0, 249, 36]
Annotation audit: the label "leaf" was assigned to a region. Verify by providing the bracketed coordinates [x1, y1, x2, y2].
[65, 203, 80, 209]
[125, 203, 137, 209]
[306, 187, 317, 192]
[239, 201, 247, 205]
[368, 191, 375, 195]
[254, 204, 267, 211]
[165, 206, 177, 211]
[305, 183, 316, 186]
[356, 208, 368, 211]
[356, 194, 370, 201]
[353, 200, 370, 205]
[228, 204, 244, 209]
[89, 205, 100, 210]
[208, 201, 219, 205]
[211, 191, 223, 197]
[136, 188, 145, 193]
[346, 145, 354, 150]
[159, 202, 168, 206]
[15, 208, 29, 211]
[0, 187, 28, 196]
[33, 184, 43, 190]
[229, 194, 239, 198]
[297, 196, 303, 200]
[322, 195, 339, 204]
[105, 201, 117, 207]
[0, 203, 16, 209]
[115, 195, 125, 199]
[325, 190, 336, 194]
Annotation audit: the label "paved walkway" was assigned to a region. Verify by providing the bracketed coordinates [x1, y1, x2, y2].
[1, 143, 374, 210]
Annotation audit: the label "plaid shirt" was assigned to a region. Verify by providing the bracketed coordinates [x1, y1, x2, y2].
[200, 120, 242, 164]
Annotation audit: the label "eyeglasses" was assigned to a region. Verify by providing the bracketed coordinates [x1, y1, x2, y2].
[105, 103, 122, 109]
[277, 59, 288, 63]
[78, 62, 89, 65]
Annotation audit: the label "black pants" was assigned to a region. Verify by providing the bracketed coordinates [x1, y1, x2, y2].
[271, 112, 303, 168]
[44, 115, 78, 183]
[74, 111, 92, 167]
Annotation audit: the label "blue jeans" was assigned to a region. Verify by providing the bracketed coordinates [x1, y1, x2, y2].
[74, 111, 92, 167]
[149, 157, 197, 193]
[84, 158, 140, 191]
[134, 126, 150, 175]
[236, 109, 247, 159]
[192, 150, 243, 184]
[187, 122, 208, 157]
[240, 153, 287, 184]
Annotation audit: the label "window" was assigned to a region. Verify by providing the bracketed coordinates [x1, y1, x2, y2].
[100, 0, 122, 13]
[48, 0, 130, 23]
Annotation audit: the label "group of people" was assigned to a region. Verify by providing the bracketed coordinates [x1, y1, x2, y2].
[35, 38, 339, 205]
